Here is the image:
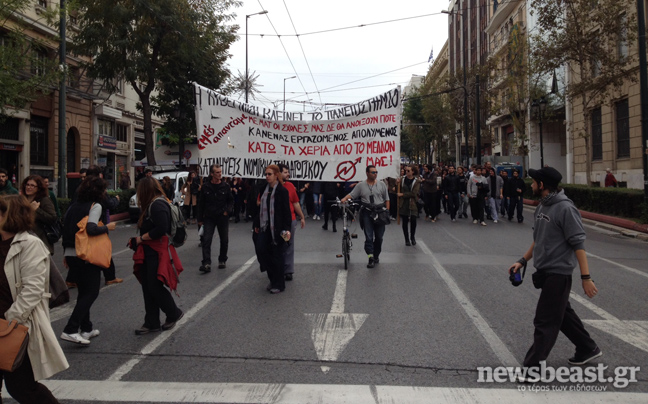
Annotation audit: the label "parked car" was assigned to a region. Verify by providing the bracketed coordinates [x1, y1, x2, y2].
[129, 171, 188, 222]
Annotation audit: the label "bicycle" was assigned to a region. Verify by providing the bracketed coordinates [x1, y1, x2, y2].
[330, 198, 359, 269]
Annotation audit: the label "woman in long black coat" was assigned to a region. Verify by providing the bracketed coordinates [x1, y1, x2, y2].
[253, 165, 292, 294]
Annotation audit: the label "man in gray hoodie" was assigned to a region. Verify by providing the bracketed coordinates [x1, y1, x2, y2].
[509, 166, 601, 377]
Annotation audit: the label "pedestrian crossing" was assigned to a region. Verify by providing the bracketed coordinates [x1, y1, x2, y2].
[4, 380, 646, 403]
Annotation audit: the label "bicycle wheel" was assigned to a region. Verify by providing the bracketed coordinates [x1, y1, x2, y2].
[342, 236, 349, 270]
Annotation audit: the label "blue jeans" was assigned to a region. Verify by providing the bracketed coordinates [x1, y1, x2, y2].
[360, 210, 385, 258]
[312, 193, 322, 216]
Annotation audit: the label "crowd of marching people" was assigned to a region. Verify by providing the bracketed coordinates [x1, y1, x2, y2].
[0, 159, 607, 402]
[0, 160, 534, 402]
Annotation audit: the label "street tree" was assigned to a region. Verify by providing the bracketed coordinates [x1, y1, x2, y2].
[487, 22, 546, 175]
[530, 0, 637, 184]
[402, 87, 432, 164]
[0, 0, 61, 119]
[71, 0, 240, 166]
[420, 76, 455, 164]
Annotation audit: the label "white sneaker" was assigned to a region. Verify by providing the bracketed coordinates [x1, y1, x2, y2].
[80, 329, 100, 340]
[452, 219, 456, 222]
[473, 220, 478, 224]
[61, 332, 90, 345]
[493, 220, 498, 223]
[481, 221, 487, 226]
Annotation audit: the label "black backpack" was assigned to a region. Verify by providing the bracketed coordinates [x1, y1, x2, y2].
[147, 197, 187, 247]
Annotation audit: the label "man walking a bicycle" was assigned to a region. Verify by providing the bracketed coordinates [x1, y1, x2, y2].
[340, 165, 390, 268]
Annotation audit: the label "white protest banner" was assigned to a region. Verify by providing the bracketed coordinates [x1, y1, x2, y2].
[194, 83, 401, 181]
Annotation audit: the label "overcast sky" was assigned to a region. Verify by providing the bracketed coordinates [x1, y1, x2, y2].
[224, 0, 450, 113]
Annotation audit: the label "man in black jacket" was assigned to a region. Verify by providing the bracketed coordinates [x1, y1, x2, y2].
[197, 164, 234, 272]
[507, 169, 526, 223]
[442, 166, 461, 221]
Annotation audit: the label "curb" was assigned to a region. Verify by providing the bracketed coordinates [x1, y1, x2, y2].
[523, 199, 648, 241]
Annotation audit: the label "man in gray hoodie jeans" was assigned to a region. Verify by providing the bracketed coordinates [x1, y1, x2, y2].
[509, 166, 601, 379]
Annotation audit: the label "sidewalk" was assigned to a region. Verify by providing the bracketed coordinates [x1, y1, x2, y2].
[523, 199, 648, 242]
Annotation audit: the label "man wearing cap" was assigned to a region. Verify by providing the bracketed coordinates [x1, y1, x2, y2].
[509, 166, 601, 379]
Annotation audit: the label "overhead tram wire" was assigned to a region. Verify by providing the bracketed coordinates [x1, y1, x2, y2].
[254, 0, 318, 108]
[282, 0, 321, 109]
[241, 2, 526, 39]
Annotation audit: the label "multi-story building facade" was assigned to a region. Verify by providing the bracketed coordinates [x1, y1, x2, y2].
[445, 0, 491, 164]
[0, 0, 93, 193]
[566, 5, 644, 189]
[1, 1, 166, 192]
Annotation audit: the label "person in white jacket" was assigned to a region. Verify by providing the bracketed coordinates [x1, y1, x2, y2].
[467, 166, 489, 226]
[0, 194, 68, 403]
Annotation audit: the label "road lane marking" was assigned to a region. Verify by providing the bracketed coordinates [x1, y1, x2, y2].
[305, 268, 368, 371]
[418, 240, 521, 368]
[5, 380, 644, 403]
[570, 292, 648, 354]
[330, 268, 347, 313]
[586, 252, 648, 280]
[107, 255, 257, 381]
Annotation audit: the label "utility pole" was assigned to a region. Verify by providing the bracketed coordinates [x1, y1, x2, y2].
[637, 0, 648, 204]
[58, 0, 67, 198]
[475, 74, 481, 165]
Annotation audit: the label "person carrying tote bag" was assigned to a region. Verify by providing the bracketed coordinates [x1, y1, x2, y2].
[0, 194, 68, 404]
[60, 176, 116, 346]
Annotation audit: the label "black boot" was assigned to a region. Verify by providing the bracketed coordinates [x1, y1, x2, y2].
[332, 223, 337, 232]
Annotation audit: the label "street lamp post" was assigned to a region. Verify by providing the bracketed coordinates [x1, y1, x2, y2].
[283, 76, 296, 113]
[442, 7, 469, 167]
[531, 97, 547, 167]
[455, 129, 462, 166]
[245, 10, 268, 104]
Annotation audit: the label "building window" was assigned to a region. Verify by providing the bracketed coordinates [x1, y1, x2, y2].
[31, 47, 49, 77]
[591, 108, 602, 160]
[38, 0, 48, 7]
[618, 14, 628, 60]
[134, 129, 146, 161]
[98, 118, 114, 136]
[616, 99, 630, 158]
[116, 124, 128, 142]
[30, 116, 49, 166]
[68, 66, 80, 88]
[113, 78, 123, 94]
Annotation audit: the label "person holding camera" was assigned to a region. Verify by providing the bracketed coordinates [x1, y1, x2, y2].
[509, 167, 601, 377]
[340, 165, 390, 268]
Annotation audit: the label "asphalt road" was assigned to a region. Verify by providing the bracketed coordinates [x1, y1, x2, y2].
[3, 207, 648, 403]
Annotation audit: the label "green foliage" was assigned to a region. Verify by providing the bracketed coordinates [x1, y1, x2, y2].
[530, 0, 637, 185]
[640, 202, 648, 225]
[71, 0, 241, 165]
[523, 180, 645, 219]
[0, 0, 62, 118]
[107, 188, 136, 213]
[58, 198, 71, 217]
